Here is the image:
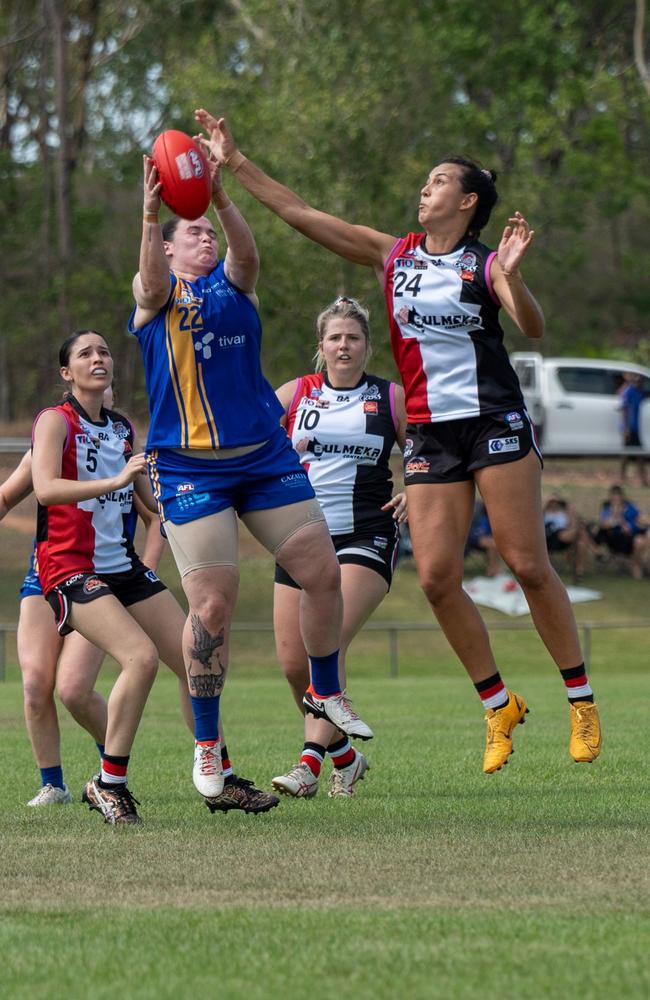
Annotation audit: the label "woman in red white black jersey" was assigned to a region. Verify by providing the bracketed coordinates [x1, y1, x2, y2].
[271, 296, 407, 800]
[31, 332, 278, 824]
[196, 109, 602, 772]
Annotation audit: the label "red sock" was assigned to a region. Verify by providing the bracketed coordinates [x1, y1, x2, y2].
[300, 742, 326, 777]
[328, 736, 355, 769]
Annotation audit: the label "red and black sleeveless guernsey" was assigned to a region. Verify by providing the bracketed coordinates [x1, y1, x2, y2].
[285, 373, 398, 535]
[34, 398, 139, 595]
[384, 233, 524, 424]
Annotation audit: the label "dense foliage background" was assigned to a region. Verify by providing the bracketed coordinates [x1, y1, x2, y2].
[2, 0, 649, 420]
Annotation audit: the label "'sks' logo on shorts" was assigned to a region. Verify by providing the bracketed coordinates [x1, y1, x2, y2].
[488, 436, 520, 454]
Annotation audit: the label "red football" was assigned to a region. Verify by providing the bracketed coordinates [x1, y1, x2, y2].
[151, 130, 211, 220]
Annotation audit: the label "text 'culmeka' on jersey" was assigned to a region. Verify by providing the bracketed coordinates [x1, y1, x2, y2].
[285, 373, 398, 536]
[384, 233, 524, 424]
[35, 398, 139, 594]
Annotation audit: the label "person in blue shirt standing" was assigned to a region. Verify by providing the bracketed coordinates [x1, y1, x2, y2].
[619, 373, 648, 487]
[130, 147, 373, 807]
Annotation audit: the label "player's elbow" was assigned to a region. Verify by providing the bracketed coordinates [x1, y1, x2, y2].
[32, 477, 58, 506]
[138, 282, 170, 308]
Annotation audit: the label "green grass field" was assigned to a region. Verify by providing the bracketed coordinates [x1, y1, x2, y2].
[1, 663, 649, 999]
[1, 458, 650, 998]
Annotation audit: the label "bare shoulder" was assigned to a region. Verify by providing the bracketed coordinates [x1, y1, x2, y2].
[276, 378, 301, 412]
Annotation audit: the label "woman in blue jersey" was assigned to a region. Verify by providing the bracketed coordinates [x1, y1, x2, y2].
[192, 108, 602, 774]
[130, 144, 374, 803]
[271, 296, 407, 799]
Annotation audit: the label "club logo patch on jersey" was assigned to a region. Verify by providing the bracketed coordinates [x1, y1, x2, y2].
[310, 388, 323, 399]
[111, 422, 130, 440]
[488, 436, 520, 454]
[360, 384, 381, 402]
[456, 252, 478, 281]
[364, 401, 378, 414]
[83, 576, 109, 595]
[145, 570, 160, 584]
[403, 438, 414, 459]
[405, 458, 431, 475]
[505, 411, 524, 430]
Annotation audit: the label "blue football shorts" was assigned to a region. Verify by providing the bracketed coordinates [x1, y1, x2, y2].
[147, 425, 315, 525]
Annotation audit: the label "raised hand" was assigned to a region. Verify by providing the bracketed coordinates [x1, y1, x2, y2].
[193, 109, 238, 166]
[497, 211, 535, 277]
[142, 155, 162, 214]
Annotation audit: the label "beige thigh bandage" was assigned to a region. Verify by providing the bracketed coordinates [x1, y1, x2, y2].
[164, 508, 239, 578]
[242, 498, 325, 556]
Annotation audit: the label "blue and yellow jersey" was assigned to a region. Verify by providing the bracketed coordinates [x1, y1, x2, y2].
[129, 262, 282, 449]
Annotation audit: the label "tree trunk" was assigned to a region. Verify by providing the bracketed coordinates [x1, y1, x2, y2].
[44, 0, 72, 330]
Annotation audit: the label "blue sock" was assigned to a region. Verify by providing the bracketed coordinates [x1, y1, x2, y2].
[40, 765, 64, 789]
[309, 650, 341, 697]
[190, 695, 221, 742]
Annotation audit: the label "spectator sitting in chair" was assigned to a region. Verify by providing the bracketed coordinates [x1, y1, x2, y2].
[543, 494, 587, 581]
[590, 484, 648, 580]
[465, 501, 501, 578]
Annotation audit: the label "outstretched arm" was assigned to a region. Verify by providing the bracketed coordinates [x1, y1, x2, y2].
[491, 212, 544, 339]
[194, 110, 397, 277]
[0, 450, 33, 520]
[201, 144, 259, 296]
[132, 155, 171, 329]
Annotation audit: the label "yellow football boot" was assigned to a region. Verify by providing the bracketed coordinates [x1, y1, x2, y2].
[483, 690, 528, 773]
[569, 701, 602, 762]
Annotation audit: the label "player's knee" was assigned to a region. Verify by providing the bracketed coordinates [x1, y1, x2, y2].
[508, 554, 551, 590]
[296, 552, 340, 595]
[22, 676, 54, 716]
[56, 673, 93, 712]
[122, 641, 159, 684]
[188, 589, 236, 632]
[418, 566, 463, 606]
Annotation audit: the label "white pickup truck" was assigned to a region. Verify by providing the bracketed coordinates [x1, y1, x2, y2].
[510, 352, 650, 456]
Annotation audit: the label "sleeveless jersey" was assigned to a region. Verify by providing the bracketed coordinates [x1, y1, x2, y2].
[384, 233, 524, 424]
[35, 398, 139, 594]
[129, 261, 282, 450]
[285, 373, 398, 535]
